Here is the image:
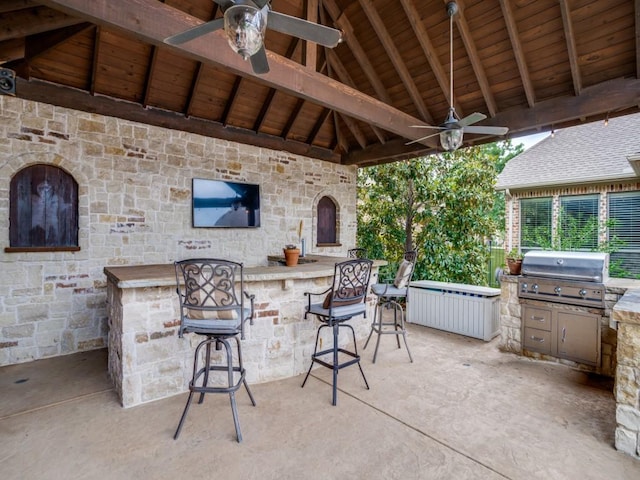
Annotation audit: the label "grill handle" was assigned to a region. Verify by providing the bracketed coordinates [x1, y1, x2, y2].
[561, 327, 566, 343]
[521, 269, 601, 282]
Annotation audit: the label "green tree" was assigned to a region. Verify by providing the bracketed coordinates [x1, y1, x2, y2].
[357, 144, 511, 285]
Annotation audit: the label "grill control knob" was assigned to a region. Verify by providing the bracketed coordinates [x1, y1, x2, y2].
[579, 289, 587, 297]
[554, 286, 562, 295]
[532, 284, 539, 293]
[521, 282, 528, 292]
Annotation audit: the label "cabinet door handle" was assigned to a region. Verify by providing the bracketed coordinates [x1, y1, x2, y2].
[530, 336, 545, 343]
[561, 327, 566, 343]
[531, 316, 545, 322]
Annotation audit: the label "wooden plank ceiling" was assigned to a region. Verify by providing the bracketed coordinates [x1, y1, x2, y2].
[1, 0, 639, 166]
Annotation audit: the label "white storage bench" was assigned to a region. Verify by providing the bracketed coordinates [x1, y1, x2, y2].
[407, 280, 501, 341]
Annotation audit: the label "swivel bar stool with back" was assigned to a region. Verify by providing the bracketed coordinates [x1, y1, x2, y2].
[364, 250, 417, 363]
[173, 258, 256, 442]
[301, 258, 374, 405]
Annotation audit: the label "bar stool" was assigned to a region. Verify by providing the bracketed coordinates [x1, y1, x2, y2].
[347, 247, 366, 258]
[173, 258, 256, 442]
[364, 250, 417, 363]
[301, 259, 374, 405]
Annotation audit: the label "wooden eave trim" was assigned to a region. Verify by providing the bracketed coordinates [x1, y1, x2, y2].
[635, 0, 639, 78]
[450, 0, 497, 117]
[359, 0, 434, 124]
[498, 0, 535, 107]
[40, 0, 428, 145]
[16, 77, 342, 163]
[558, 0, 582, 96]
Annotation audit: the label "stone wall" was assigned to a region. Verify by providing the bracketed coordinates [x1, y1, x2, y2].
[0, 97, 358, 366]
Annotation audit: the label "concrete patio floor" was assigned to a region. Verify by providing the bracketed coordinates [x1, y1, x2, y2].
[2, 324, 639, 480]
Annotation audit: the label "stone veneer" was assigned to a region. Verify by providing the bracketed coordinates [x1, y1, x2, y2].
[500, 274, 640, 459]
[0, 96, 358, 366]
[612, 290, 640, 459]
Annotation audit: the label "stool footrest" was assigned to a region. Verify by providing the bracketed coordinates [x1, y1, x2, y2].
[311, 347, 361, 370]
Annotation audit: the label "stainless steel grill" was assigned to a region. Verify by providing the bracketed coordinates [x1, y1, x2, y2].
[518, 251, 608, 308]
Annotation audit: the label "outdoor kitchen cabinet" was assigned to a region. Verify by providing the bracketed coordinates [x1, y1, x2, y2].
[522, 303, 601, 366]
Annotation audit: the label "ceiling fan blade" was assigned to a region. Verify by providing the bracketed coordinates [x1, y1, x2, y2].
[405, 131, 441, 146]
[267, 11, 342, 47]
[164, 18, 225, 45]
[457, 112, 487, 127]
[250, 45, 270, 74]
[411, 125, 445, 130]
[463, 125, 509, 135]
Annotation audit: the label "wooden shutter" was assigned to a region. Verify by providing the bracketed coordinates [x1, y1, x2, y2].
[317, 196, 337, 244]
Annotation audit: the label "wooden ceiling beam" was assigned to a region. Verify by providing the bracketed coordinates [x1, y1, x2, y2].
[558, 0, 581, 95]
[498, 0, 535, 107]
[89, 25, 100, 95]
[15, 76, 341, 163]
[323, 0, 392, 105]
[40, 0, 429, 145]
[281, 99, 305, 139]
[449, 0, 497, 117]
[332, 111, 349, 153]
[399, 0, 457, 112]
[0, 38, 25, 63]
[307, 107, 331, 144]
[0, 5, 82, 42]
[358, 0, 434, 124]
[303, 0, 318, 70]
[23, 21, 92, 59]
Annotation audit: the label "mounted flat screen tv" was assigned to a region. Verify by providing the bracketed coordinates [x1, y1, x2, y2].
[192, 178, 261, 228]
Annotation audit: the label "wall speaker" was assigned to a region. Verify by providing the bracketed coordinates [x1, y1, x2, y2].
[0, 68, 16, 96]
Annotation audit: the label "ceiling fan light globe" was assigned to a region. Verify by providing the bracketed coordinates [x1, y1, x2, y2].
[440, 129, 463, 151]
[224, 5, 266, 59]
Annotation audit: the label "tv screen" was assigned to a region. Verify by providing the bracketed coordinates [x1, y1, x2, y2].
[192, 178, 261, 228]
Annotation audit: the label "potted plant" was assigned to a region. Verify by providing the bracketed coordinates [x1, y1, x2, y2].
[283, 244, 300, 267]
[505, 248, 524, 275]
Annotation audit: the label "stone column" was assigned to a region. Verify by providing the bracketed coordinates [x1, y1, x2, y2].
[612, 289, 640, 459]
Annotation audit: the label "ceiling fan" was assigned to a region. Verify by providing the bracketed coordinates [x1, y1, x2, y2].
[164, 0, 342, 75]
[407, 1, 508, 151]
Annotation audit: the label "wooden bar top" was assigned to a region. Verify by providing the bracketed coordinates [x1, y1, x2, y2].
[104, 255, 387, 288]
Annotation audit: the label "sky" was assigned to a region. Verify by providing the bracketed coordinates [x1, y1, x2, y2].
[513, 131, 550, 151]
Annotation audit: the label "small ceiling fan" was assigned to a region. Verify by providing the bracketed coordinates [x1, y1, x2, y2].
[407, 1, 508, 150]
[164, 0, 342, 75]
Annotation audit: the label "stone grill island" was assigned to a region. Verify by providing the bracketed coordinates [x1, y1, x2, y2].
[104, 256, 385, 408]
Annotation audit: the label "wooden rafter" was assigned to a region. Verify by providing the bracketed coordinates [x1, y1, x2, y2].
[637, 0, 640, 79]
[185, 62, 203, 118]
[303, 0, 318, 70]
[281, 99, 305, 139]
[358, 0, 434, 124]
[323, 0, 392, 105]
[89, 25, 100, 95]
[449, 0, 497, 117]
[253, 37, 300, 132]
[558, 0, 581, 96]
[142, 46, 159, 108]
[307, 107, 331, 144]
[399, 0, 457, 113]
[39, 0, 428, 145]
[498, 0, 535, 107]
[221, 76, 242, 126]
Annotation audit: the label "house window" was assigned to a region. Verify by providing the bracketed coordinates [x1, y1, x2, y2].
[520, 197, 552, 251]
[7, 164, 79, 252]
[559, 194, 599, 251]
[608, 191, 640, 276]
[317, 196, 337, 245]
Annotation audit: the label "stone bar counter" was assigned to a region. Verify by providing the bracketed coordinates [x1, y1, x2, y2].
[104, 255, 384, 408]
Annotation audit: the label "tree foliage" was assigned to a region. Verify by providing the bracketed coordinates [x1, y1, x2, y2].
[357, 143, 519, 285]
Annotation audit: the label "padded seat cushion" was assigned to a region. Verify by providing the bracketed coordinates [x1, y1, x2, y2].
[371, 283, 407, 297]
[393, 260, 413, 288]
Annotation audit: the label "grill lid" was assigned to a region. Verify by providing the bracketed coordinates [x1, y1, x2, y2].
[521, 251, 609, 283]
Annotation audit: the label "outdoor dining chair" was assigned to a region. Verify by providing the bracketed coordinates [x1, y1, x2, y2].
[173, 258, 256, 442]
[301, 258, 374, 405]
[363, 250, 417, 363]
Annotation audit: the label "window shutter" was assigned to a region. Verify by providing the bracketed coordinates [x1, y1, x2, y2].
[559, 194, 599, 250]
[608, 192, 640, 276]
[520, 197, 552, 251]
